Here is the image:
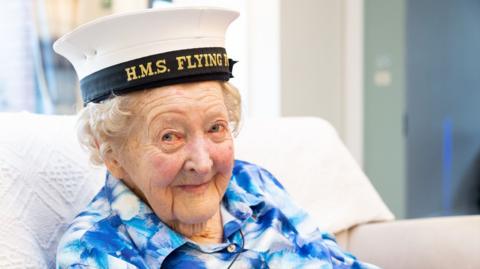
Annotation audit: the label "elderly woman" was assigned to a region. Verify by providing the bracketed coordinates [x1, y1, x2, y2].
[54, 7, 379, 269]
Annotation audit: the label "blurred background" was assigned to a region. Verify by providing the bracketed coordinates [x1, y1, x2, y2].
[1, 0, 479, 220]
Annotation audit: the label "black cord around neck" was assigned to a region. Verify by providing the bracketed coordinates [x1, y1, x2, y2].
[226, 229, 245, 269]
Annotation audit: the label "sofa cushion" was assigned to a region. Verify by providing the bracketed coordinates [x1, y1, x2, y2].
[346, 216, 480, 269]
[234, 117, 394, 232]
[0, 112, 105, 268]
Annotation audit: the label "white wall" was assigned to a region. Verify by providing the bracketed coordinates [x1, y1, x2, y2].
[280, 0, 363, 165]
[343, 0, 364, 165]
[245, 0, 281, 118]
[280, 0, 344, 128]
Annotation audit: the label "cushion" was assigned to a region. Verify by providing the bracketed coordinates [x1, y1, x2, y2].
[0, 112, 105, 268]
[346, 216, 480, 269]
[234, 117, 394, 233]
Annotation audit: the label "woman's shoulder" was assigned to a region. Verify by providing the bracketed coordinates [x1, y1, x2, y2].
[230, 159, 316, 233]
[230, 160, 303, 217]
[59, 188, 111, 240]
[232, 160, 285, 192]
[56, 187, 116, 268]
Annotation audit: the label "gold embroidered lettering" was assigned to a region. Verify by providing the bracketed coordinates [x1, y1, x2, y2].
[216, 54, 223, 66]
[156, 59, 167, 73]
[125, 66, 138, 81]
[176, 56, 187, 70]
[203, 54, 210, 67]
[208, 54, 217, 66]
[223, 53, 229, 66]
[186, 55, 196, 69]
[139, 62, 154, 78]
[193, 54, 204, 68]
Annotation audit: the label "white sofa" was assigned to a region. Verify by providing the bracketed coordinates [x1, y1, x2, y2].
[0, 112, 478, 268]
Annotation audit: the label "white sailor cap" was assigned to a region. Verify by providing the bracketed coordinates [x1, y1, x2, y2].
[53, 7, 239, 104]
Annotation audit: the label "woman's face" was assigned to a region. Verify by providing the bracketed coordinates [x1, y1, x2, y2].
[114, 81, 234, 228]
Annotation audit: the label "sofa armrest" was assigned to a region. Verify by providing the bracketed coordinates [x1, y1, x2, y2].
[337, 216, 480, 269]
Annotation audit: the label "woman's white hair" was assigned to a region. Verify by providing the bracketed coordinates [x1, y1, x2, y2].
[77, 82, 242, 165]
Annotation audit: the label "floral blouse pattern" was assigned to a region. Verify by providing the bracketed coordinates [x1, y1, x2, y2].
[57, 160, 379, 269]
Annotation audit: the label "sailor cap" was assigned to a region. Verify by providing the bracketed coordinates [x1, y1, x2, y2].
[53, 7, 239, 104]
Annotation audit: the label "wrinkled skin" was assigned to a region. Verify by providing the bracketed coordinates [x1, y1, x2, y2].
[106, 81, 234, 244]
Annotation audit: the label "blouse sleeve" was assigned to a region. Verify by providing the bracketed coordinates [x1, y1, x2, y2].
[253, 165, 380, 269]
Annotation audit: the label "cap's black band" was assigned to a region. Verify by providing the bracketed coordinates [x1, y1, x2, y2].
[80, 47, 236, 104]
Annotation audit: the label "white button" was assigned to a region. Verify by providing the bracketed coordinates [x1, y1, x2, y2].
[226, 244, 237, 253]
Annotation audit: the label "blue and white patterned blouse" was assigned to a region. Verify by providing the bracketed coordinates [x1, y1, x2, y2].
[57, 160, 379, 269]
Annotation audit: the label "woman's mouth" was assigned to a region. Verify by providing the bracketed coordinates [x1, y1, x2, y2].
[178, 181, 210, 194]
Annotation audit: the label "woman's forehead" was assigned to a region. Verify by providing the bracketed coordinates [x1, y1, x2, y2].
[136, 82, 227, 118]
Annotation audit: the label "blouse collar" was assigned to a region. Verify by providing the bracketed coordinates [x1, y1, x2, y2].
[102, 160, 262, 266]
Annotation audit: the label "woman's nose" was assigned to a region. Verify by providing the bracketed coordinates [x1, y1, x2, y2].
[184, 138, 213, 175]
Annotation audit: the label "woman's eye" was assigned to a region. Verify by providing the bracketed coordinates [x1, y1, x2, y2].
[157, 131, 184, 151]
[209, 123, 224, 133]
[161, 132, 176, 142]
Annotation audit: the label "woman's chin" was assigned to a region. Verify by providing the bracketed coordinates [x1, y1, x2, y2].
[174, 185, 222, 224]
[176, 204, 218, 225]
[170, 210, 216, 237]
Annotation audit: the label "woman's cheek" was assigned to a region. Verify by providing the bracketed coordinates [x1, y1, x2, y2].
[213, 142, 234, 171]
[148, 151, 184, 187]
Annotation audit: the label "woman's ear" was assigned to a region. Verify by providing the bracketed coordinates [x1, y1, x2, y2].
[103, 150, 128, 180]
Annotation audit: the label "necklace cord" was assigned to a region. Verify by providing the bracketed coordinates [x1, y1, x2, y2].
[226, 228, 245, 269]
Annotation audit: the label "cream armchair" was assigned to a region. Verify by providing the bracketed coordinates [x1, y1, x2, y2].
[0, 112, 478, 268]
[336, 215, 480, 269]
